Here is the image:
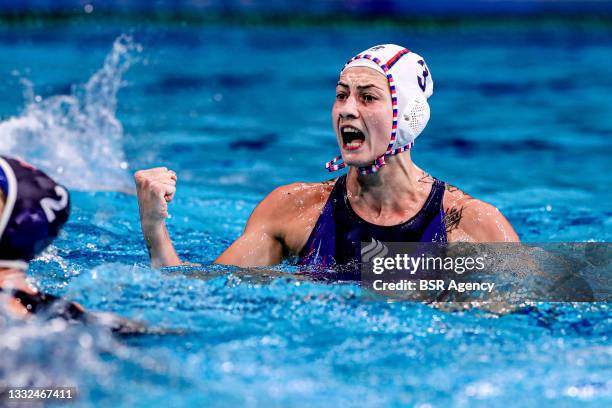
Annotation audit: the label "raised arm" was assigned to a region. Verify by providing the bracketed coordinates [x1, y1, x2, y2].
[136, 170, 321, 268]
[135, 168, 290, 268]
[135, 167, 182, 267]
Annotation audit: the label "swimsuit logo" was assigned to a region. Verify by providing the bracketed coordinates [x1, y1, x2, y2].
[369, 46, 385, 51]
[361, 238, 388, 262]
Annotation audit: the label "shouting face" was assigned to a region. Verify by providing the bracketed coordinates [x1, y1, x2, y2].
[332, 66, 393, 168]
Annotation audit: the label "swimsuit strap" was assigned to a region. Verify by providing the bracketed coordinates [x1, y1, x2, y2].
[338, 174, 445, 231]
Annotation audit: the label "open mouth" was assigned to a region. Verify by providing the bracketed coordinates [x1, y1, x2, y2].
[341, 126, 366, 151]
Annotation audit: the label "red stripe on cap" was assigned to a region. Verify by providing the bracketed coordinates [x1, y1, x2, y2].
[385, 49, 409, 70]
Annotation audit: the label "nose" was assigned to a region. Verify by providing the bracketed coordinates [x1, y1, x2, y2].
[338, 94, 359, 119]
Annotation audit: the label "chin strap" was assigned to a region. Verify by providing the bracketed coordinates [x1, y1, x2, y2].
[326, 50, 411, 175]
[326, 142, 414, 175]
[325, 154, 346, 172]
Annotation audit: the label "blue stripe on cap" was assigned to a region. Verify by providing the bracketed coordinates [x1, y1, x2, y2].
[0, 165, 8, 197]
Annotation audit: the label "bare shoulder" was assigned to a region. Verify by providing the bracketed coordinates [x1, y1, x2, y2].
[442, 182, 519, 242]
[258, 179, 337, 215]
[248, 178, 338, 254]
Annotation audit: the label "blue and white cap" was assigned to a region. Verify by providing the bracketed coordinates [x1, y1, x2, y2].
[326, 44, 434, 174]
[0, 156, 70, 269]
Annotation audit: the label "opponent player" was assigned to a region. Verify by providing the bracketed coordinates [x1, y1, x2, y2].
[0, 155, 143, 332]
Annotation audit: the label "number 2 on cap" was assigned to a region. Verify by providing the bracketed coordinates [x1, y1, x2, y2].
[40, 186, 69, 223]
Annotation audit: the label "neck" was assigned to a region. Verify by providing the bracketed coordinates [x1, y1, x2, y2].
[346, 152, 429, 214]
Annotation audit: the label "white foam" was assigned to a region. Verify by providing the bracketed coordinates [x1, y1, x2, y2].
[0, 35, 141, 193]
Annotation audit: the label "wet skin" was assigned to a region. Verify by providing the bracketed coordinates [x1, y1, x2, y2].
[333, 67, 393, 167]
[136, 67, 519, 268]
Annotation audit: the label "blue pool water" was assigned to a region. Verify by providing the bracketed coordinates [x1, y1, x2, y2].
[0, 20, 611, 407]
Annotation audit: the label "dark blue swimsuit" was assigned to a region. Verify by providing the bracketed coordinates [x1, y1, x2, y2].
[298, 174, 447, 268]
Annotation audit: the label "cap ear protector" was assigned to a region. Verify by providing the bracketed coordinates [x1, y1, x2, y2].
[326, 44, 434, 175]
[399, 94, 430, 144]
[0, 156, 70, 269]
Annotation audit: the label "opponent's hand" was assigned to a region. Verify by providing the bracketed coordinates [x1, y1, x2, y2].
[134, 167, 177, 230]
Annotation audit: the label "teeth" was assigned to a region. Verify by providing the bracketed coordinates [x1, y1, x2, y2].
[343, 127, 359, 133]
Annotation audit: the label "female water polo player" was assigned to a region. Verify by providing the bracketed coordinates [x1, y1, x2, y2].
[0, 155, 83, 318]
[135, 44, 518, 269]
[0, 155, 143, 333]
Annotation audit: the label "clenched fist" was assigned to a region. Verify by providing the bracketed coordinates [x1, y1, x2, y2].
[134, 167, 177, 231]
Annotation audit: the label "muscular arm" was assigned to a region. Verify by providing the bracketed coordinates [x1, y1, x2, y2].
[134, 173, 318, 267]
[135, 166, 329, 268]
[215, 182, 328, 267]
[215, 187, 287, 267]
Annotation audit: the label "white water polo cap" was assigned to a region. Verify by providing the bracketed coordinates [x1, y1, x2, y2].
[326, 44, 434, 174]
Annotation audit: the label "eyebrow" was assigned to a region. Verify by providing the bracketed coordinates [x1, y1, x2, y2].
[336, 81, 385, 91]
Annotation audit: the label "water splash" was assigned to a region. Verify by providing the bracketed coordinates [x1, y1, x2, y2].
[0, 35, 140, 192]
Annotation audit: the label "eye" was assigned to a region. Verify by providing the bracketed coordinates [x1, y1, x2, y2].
[336, 93, 347, 101]
[362, 94, 377, 103]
